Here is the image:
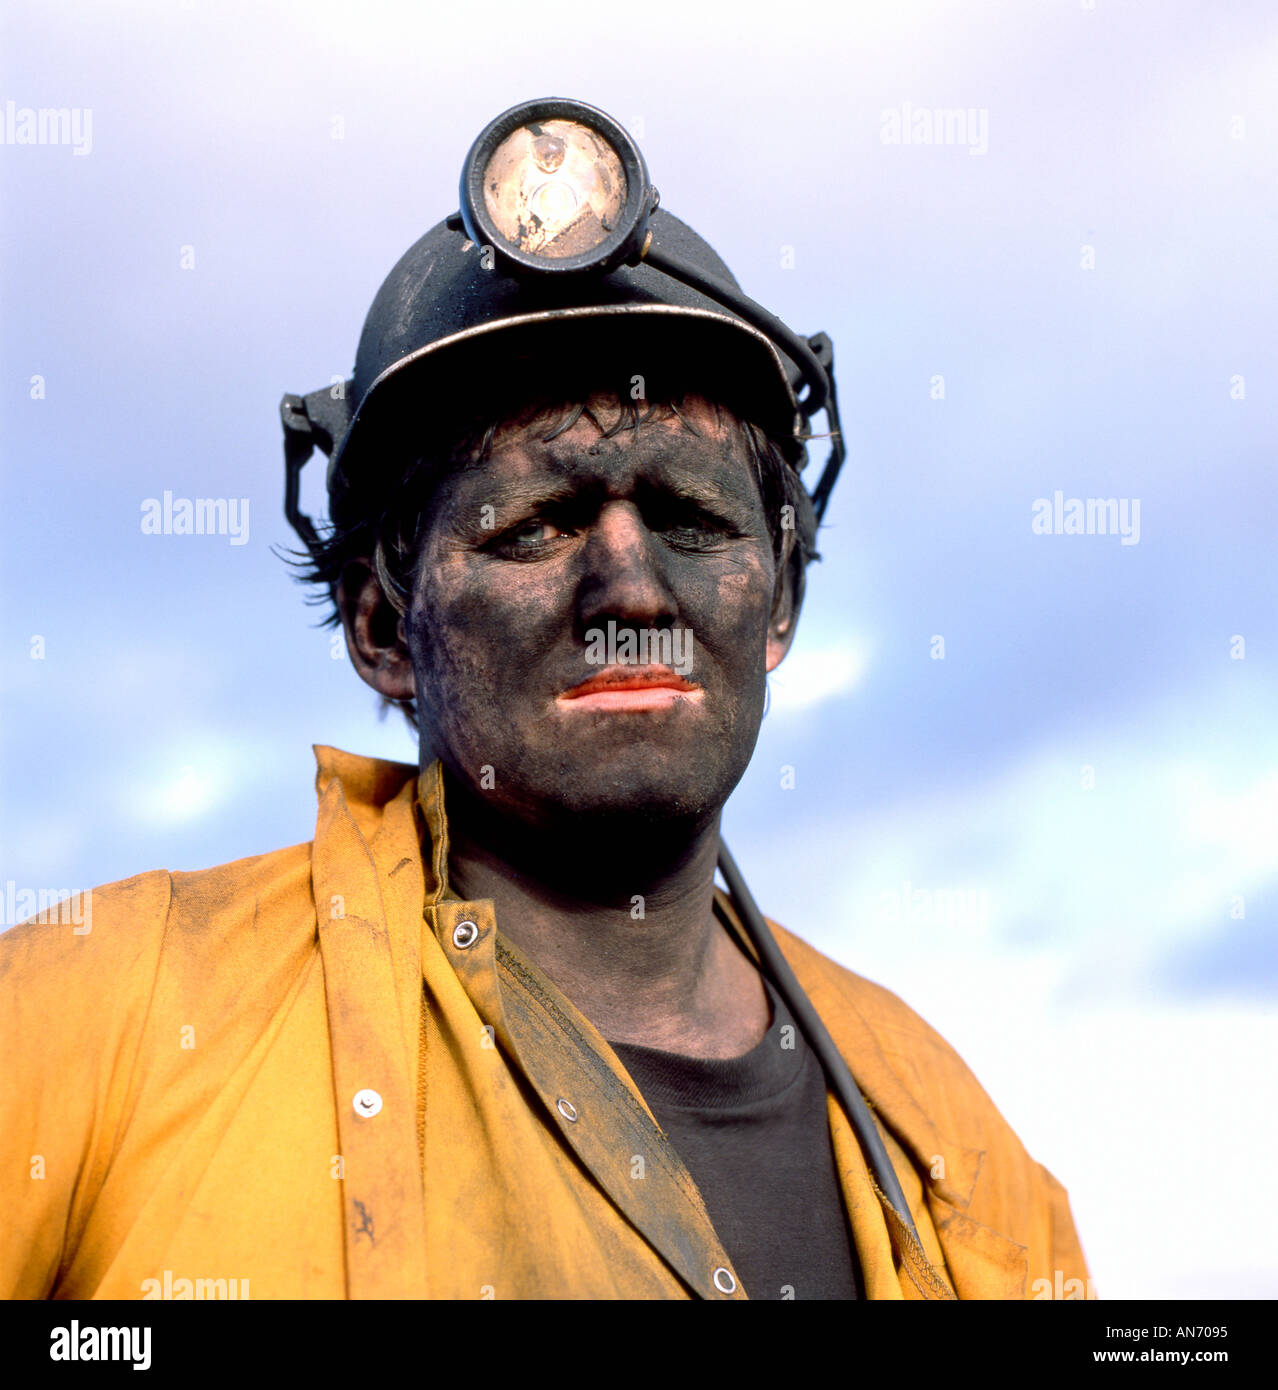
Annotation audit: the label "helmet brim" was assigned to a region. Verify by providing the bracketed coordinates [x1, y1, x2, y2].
[326, 303, 806, 525]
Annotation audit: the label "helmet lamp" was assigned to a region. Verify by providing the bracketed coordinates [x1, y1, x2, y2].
[460, 100, 656, 275]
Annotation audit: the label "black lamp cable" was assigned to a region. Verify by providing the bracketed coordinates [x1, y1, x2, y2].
[716, 839, 921, 1242]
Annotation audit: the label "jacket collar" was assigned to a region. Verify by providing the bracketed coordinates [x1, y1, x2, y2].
[313, 745, 1028, 1299]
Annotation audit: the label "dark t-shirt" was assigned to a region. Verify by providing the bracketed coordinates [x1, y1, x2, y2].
[609, 975, 862, 1300]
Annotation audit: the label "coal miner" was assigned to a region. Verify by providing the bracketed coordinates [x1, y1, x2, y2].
[1, 99, 1090, 1300]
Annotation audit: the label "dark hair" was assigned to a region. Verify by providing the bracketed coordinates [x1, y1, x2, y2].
[287, 389, 820, 728]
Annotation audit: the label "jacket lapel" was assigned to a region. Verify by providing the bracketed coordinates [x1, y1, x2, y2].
[312, 749, 429, 1299]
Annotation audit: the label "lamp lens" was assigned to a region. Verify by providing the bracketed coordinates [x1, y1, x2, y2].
[482, 118, 628, 260]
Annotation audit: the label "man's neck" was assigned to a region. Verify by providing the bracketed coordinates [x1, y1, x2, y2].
[438, 769, 769, 1060]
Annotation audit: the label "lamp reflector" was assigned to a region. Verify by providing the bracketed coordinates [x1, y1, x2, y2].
[482, 118, 628, 260]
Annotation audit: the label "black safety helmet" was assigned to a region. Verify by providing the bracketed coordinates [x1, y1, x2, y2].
[281, 97, 846, 552]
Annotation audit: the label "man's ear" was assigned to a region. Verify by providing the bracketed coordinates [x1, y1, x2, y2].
[765, 552, 804, 673]
[336, 558, 416, 701]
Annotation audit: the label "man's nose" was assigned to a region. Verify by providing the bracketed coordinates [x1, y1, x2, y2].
[576, 500, 678, 631]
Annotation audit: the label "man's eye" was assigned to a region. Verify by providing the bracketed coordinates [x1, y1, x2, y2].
[661, 514, 730, 547]
[499, 519, 570, 550]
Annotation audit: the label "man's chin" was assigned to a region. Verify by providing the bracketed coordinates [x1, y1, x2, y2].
[508, 751, 738, 834]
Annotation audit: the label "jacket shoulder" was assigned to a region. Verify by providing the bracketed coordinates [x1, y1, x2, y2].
[165, 841, 314, 936]
[768, 918, 1092, 1286]
[0, 868, 173, 984]
[0, 844, 319, 1298]
[767, 918, 1031, 1156]
[0, 840, 314, 974]
[769, 920, 973, 1056]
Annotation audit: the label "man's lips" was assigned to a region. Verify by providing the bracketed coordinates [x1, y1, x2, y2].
[560, 665, 699, 698]
[556, 665, 704, 712]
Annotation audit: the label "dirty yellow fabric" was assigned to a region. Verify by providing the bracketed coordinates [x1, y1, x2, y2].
[0, 747, 1091, 1300]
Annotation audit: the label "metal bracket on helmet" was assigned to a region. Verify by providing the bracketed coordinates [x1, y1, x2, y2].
[280, 385, 353, 555]
[805, 333, 846, 523]
[636, 232, 845, 523]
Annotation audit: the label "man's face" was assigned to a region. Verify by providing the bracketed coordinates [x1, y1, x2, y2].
[400, 392, 796, 832]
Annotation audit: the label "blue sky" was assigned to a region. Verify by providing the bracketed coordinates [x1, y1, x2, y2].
[2, 0, 1276, 1298]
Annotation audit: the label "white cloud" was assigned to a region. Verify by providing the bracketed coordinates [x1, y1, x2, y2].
[766, 641, 870, 717]
[791, 680, 1278, 987]
[734, 673, 1278, 1298]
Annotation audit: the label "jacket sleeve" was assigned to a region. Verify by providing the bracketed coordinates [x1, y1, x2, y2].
[0, 871, 171, 1298]
[1037, 1162, 1095, 1298]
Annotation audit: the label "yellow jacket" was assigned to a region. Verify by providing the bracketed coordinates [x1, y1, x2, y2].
[0, 747, 1090, 1300]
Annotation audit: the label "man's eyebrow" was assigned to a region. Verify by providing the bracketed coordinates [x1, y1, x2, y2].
[465, 476, 581, 516]
[457, 465, 751, 517]
[638, 474, 754, 511]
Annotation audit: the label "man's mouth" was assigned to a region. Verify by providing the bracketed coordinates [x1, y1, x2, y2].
[555, 665, 704, 713]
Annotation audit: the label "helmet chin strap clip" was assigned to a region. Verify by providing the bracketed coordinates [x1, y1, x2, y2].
[804, 333, 846, 523]
[281, 385, 354, 555]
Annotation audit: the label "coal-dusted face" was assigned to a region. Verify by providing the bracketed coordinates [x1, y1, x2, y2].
[403, 393, 798, 835]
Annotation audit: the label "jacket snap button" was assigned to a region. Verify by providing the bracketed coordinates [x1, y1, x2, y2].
[557, 1098, 578, 1122]
[353, 1088, 383, 1118]
[712, 1267, 736, 1295]
[452, 920, 479, 949]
